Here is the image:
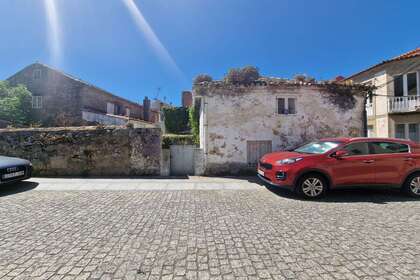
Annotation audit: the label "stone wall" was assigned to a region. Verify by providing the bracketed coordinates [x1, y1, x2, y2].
[0, 126, 161, 176]
[195, 81, 368, 175]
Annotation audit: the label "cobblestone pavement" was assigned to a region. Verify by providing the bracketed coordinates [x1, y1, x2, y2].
[0, 178, 420, 280]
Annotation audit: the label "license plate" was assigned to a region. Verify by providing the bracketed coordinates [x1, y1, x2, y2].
[258, 169, 264, 176]
[3, 171, 25, 179]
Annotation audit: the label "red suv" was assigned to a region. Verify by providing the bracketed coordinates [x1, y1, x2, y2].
[258, 137, 420, 199]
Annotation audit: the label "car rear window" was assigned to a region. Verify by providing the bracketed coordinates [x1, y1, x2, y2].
[370, 142, 409, 154]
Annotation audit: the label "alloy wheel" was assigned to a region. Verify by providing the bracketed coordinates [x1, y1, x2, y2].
[302, 178, 324, 197]
[409, 176, 420, 196]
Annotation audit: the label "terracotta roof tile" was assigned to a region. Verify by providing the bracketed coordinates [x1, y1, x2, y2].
[346, 47, 420, 80]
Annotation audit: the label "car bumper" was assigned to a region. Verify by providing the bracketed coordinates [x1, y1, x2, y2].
[257, 174, 293, 189]
[0, 165, 32, 185]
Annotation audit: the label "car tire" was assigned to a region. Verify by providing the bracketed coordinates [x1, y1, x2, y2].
[402, 173, 420, 198]
[296, 174, 327, 199]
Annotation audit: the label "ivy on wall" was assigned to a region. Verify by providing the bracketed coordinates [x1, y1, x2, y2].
[188, 102, 200, 144]
[162, 107, 190, 134]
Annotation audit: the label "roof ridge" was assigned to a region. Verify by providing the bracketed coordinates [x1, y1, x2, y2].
[29, 62, 143, 107]
[346, 47, 420, 81]
[393, 47, 420, 60]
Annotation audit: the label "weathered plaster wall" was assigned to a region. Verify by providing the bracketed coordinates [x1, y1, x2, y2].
[0, 126, 161, 176]
[195, 83, 366, 174]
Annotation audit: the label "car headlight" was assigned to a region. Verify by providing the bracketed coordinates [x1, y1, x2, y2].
[276, 158, 303, 165]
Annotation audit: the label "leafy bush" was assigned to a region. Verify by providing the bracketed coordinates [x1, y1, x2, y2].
[224, 66, 260, 84]
[0, 81, 34, 126]
[188, 102, 200, 144]
[162, 134, 195, 149]
[193, 74, 213, 85]
[162, 107, 190, 134]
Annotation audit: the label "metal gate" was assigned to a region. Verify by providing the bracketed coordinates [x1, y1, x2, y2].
[170, 145, 195, 175]
[247, 140, 272, 167]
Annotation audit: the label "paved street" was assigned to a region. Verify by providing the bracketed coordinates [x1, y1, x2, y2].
[0, 178, 419, 280]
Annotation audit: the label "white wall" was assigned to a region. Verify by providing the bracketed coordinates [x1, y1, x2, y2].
[197, 85, 365, 174]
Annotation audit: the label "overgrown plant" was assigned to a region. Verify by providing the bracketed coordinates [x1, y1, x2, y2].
[193, 74, 213, 85]
[293, 74, 316, 83]
[224, 66, 260, 84]
[188, 102, 200, 144]
[162, 107, 190, 134]
[162, 134, 195, 149]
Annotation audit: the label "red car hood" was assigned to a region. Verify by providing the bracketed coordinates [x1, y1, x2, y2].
[260, 151, 313, 163]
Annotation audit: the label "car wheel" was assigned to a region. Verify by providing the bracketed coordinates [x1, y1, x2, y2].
[403, 173, 420, 198]
[296, 174, 327, 199]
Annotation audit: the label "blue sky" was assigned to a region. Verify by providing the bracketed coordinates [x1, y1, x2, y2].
[0, 0, 419, 106]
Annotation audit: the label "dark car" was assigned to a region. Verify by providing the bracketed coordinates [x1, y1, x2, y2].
[258, 137, 420, 199]
[0, 156, 32, 184]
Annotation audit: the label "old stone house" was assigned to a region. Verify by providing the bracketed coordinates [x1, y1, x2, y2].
[7, 63, 159, 127]
[193, 79, 368, 174]
[347, 48, 420, 141]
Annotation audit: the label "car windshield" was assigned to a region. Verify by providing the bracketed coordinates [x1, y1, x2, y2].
[294, 141, 342, 154]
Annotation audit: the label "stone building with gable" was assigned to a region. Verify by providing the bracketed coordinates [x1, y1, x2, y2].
[193, 78, 369, 175]
[7, 63, 159, 127]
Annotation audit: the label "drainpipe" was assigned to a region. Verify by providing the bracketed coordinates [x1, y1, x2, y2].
[363, 91, 370, 137]
[199, 96, 208, 174]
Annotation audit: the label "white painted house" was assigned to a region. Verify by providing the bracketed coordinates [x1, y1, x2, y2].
[193, 79, 367, 175]
[347, 48, 420, 141]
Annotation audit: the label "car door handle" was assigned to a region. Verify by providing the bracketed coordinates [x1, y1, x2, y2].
[362, 160, 375, 164]
[404, 158, 414, 161]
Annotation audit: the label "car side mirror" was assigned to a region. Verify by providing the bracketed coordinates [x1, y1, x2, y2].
[332, 150, 348, 159]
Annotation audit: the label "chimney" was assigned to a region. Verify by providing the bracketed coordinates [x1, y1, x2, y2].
[182, 91, 193, 108]
[143, 96, 151, 122]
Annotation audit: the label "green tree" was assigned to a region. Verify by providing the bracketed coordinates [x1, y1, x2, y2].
[0, 81, 33, 126]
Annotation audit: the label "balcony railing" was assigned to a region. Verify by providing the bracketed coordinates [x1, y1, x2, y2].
[388, 96, 420, 113]
[366, 103, 373, 116]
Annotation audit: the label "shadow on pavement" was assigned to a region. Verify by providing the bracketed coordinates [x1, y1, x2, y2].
[227, 175, 418, 204]
[264, 184, 418, 204]
[0, 181, 39, 197]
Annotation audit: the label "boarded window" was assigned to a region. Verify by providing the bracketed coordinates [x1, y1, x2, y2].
[247, 141, 272, 167]
[394, 75, 404, 96]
